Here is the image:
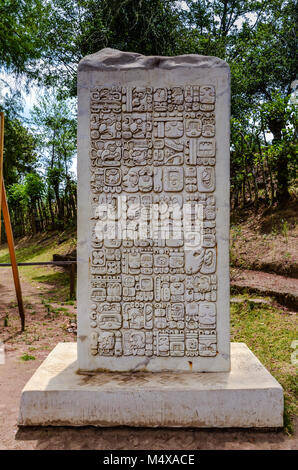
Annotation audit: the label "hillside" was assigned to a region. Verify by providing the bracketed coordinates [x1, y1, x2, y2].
[231, 200, 297, 278]
[0, 200, 297, 302]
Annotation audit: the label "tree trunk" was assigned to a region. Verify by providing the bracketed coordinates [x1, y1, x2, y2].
[251, 166, 259, 206]
[268, 118, 290, 204]
[48, 192, 55, 229]
[37, 199, 44, 231]
[30, 206, 36, 235]
[276, 151, 290, 204]
[256, 137, 269, 203]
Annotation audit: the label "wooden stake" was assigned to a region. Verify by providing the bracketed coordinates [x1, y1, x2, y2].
[0, 112, 25, 331]
[1, 181, 25, 330]
[0, 112, 4, 242]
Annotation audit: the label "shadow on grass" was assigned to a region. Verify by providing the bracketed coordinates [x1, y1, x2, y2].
[0, 242, 56, 264]
[32, 270, 75, 302]
[32, 271, 69, 285]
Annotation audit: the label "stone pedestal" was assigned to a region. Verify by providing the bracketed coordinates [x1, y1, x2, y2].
[18, 342, 283, 428]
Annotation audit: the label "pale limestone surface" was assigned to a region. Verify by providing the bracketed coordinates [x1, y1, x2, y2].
[77, 48, 230, 372]
[18, 50, 284, 429]
[18, 342, 283, 428]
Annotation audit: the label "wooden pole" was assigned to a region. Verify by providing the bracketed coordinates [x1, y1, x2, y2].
[1, 181, 25, 330]
[0, 112, 25, 331]
[0, 112, 4, 242]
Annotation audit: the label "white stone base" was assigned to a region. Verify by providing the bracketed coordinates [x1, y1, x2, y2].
[18, 342, 283, 428]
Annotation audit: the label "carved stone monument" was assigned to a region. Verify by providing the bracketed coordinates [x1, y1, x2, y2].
[18, 49, 284, 427]
[77, 50, 230, 373]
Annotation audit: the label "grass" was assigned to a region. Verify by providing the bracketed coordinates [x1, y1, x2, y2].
[231, 295, 298, 434]
[41, 299, 73, 318]
[0, 229, 76, 302]
[20, 353, 36, 361]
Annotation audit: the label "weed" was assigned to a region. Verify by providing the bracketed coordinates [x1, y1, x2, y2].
[281, 219, 289, 239]
[20, 353, 36, 361]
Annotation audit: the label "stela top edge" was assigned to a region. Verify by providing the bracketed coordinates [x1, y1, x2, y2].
[78, 48, 230, 72]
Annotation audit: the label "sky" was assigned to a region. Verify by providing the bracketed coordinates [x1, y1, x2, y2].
[0, 70, 39, 120]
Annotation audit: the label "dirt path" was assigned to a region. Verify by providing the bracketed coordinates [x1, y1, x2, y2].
[0, 267, 297, 450]
[231, 268, 298, 309]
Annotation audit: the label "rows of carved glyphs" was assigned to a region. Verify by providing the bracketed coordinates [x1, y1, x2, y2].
[89, 85, 218, 358]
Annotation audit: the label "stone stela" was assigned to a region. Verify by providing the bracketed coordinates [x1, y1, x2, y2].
[77, 49, 231, 372]
[89, 85, 217, 359]
[18, 50, 284, 428]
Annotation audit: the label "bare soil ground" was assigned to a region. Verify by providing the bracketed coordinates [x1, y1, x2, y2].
[230, 200, 298, 278]
[0, 268, 297, 450]
[231, 268, 298, 309]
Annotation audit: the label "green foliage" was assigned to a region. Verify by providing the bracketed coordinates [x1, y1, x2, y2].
[0, 84, 38, 186]
[24, 173, 45, 202]
[2, 93, 77, 237]
[0, 0, 47, 75]
[79, 0, 185, 54]
[7, 183, 28, 208]
[32, 0, 188, 93]
[20, 353, 36, 361]
[3, 118, 38, 185]
[30, 93, 76, 171]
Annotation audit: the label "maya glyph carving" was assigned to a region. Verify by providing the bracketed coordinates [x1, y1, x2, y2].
[89, 85, 217, 358]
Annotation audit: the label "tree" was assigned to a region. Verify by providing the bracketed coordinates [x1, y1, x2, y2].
[1, 0, 297, 217]
[0, 0, 47, 76]
[31, 93, 76, 171]
[30, 93, 77, 228]
[23, 172, 45, 233]
[22, 0, 187, 94]
[0, 84, 38, 186]
[184, 0, 297, 204]
[259, 94, 297, 204]
[7, 182, 28, 236]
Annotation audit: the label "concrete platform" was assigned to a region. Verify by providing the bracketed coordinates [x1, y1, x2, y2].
[18, 342, 284, 428]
